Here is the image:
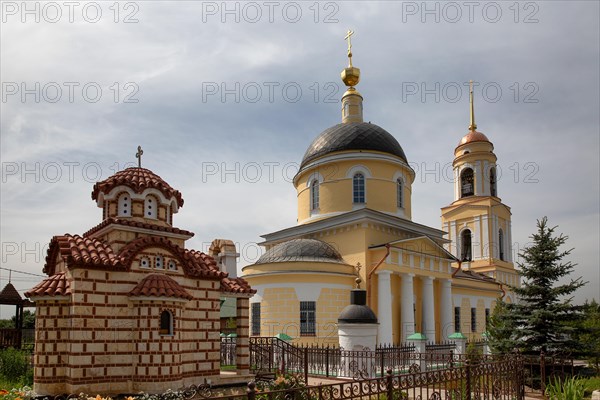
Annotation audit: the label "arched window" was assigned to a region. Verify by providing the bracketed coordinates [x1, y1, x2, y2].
[498, 229, 504, 261]
[461, 229, 472, 262]
[168, 260, 177, 271]
[490, 167, 497, 197]
[118, 193, 130, 216]
[396, 178, 404, 208]
[460, 168, 474, 198]
[310, 179, 319, 211]
[140, 257, 150, 269]
[166, 205, 171, 224]
[155, 255, 164, 269]
[145, 196, 157, 219]
[160, 310, 173, 335]
[353, 173, 365, 204]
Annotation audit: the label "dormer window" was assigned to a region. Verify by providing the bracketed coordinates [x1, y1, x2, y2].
[145, 196, 157, 219]
[460, 168, 474, 198]
[118, 193, 130, 216]
[353, 173, 365, 204]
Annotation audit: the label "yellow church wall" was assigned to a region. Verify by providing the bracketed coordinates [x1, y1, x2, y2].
[296, 157, 414, 224]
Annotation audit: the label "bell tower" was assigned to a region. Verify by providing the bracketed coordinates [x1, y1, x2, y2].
[441, 82, 519, 300]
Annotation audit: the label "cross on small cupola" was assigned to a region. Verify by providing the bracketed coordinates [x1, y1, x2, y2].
[136, 145, 144, 168]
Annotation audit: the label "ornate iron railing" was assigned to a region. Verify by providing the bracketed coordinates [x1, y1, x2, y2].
[209, 354, 524, 400]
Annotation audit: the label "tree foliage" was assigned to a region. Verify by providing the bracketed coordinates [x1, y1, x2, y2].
[572, 299, 600, 371]
[494, 217, 586, 354]
[487, 300, 517, 354]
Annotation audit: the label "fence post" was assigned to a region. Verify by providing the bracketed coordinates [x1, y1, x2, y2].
[304, 347, 309, 383]
[247, 381, 256, 400]
[326, 345, 330, 377]
[380, 347, 385, 377]
[540, 350, 546, 395]
[465, 359, 472, 400]
[386, 369, 393, 400]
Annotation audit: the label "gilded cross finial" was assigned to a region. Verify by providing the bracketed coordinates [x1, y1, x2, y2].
[345, 29, 354, 66]
[354, 262, 362, 289]
[469, 80, 477, 131]
[136, 145, 144, 168]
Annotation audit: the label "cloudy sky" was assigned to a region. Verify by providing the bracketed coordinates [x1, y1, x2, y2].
[1, 0, 598, 318]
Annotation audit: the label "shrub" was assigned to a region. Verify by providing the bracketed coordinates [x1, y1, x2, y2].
[0, 349, 32, 386]
[545, 376, 586, 400]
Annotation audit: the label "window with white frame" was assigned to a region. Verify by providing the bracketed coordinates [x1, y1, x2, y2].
[155, 255, 164, 269]
[461, 229, 472, 262]
[353, 173, 365, 204]
[145, 196, 157, 219]
[310, 179, 319, 211]
[140, 257, 151, 268]
[396, 178, 404, 208]
[118, 193, 130, 216]
[460, 168, 474, 197]
[168, 260, 177, 271]
[300, 301, 316, 336]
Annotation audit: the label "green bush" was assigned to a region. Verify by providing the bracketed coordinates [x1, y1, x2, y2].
[545, 376, 586, 400]
[579, 376, 600, 398]
[0, 348, 33, 387]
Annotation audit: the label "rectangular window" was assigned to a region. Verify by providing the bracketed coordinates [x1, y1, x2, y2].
[251, 303, 261, 336]
[471, 307, 477, 332]
[485, 308, 490, 328]
[454, 306, 461, 332]
[300, 301, 316, 336]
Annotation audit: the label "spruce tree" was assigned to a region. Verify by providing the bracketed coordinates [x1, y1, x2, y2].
[487, 299, 517, 354]
[509, 217, 586, 354]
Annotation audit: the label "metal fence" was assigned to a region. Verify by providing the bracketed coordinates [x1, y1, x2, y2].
[221, 337, 238, 367]
[210, 353, 524, 400]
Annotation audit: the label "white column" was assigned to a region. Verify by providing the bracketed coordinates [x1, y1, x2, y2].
[507, 221, 513, 262]
[474, 161, 483, 196]
[482, 215, 489, 259]
[454, 167, 460, 201]
[473, 215, 481, 260]
[483, 160, 490, 195]
[441, 279, 454, 339]
[450, 221, 458, 257]
[377, 270, 393, 345]
[421, 276, 436, 340]
[401, 273, 415, 339]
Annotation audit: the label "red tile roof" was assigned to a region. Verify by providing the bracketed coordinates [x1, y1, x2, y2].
[25, 272, 71, 298]
[41, 234, 254, 294]
[129, 274, 193, 300]
[45, 234, 122, 275]
[221, 277, 256, 294]
[91, 167, 184, 207]
[83, 217, 194, 238]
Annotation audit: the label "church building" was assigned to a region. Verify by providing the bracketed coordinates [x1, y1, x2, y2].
[26, 164, 255, 395]
[242, 33, 519, 346]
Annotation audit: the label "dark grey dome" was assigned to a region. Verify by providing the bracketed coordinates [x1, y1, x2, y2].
[256, 239, 345, 264]
[338, 290, 378, 324]
[338, 305, 378, 324]
[300, 122, 408, 168]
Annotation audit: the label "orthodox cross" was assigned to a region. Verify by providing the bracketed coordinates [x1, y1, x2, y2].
[136, 145, 143, 168]
[345, 29, 354, 54]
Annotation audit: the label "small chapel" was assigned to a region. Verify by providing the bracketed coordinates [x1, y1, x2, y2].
[25, 158, 255, 395]
[242, 32, 520, 346]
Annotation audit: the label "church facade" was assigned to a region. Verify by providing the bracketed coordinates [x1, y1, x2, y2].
[26, 167, 254, 395]
[242, 37, 519, 346]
